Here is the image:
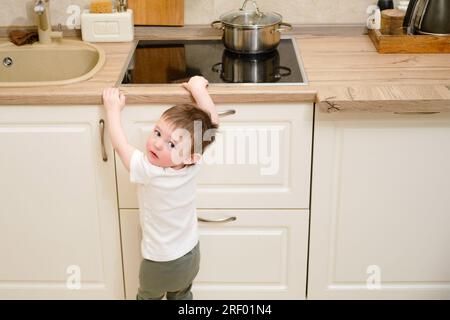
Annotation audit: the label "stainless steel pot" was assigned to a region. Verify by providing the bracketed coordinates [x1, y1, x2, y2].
[211, 49, 291, 83]
[211, 0, 292, 54]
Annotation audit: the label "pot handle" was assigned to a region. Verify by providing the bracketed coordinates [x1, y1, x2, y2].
[211, 63, 223, 73]
[274, 22, 293, 33]
[211, 20, 224, 30]
[277, 66, 292, 77]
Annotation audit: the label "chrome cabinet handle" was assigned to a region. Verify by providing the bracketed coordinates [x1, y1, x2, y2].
[198, 216, 237, 223]
[394, 111, 440, 115]
[99, 119, 108, 162]
[218, 110, 236, 118]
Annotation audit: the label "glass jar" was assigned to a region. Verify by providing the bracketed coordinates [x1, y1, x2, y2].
[377, 0, 394, 10]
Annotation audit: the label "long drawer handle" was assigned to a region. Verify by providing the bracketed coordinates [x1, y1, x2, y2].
[218, 110, 236, 118]
[394, 111, 440, 115]
[99, 119, 108, 162]
[198, 216, 237, 223]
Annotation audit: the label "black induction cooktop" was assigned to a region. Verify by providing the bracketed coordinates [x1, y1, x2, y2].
[121, 38, 307, 85]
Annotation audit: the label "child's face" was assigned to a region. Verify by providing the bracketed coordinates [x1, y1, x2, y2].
[146, 117, 195, 169]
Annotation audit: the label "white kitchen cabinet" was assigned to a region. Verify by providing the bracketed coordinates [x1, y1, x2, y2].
[120, 209, 309, 300]
[116, 103, 313, 209]
[116, 102, 313, 299]
[309, 110, 450, 299]
[0, 106, 124, 299]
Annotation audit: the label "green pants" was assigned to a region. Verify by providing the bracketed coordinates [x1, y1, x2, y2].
[136, 242, 200, 300]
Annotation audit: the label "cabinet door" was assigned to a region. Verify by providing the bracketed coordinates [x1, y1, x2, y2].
[0, 106, 123, 299]
[120, 209, 309, 299]
[116, 103, 313, 209]
[309, 111, 450, 299]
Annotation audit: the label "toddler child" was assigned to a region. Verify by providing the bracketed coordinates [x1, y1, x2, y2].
[102, 76, 219, 300]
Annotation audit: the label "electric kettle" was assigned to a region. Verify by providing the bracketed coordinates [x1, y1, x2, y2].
[403, 0, 450, 35]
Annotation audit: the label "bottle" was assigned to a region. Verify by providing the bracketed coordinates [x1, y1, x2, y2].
[377, 0, 394, 11]
[397, 0, 410, 11]
[366, 5, 381, 30]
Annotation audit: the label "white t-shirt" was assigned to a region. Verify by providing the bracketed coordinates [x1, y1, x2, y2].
[130, 149, 201, 262]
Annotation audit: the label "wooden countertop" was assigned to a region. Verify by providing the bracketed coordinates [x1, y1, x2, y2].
[299, 36, 450, 113]
[1, 28, 449, 112]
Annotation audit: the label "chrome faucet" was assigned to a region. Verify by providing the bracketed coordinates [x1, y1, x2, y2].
[34, 0, 63, 44]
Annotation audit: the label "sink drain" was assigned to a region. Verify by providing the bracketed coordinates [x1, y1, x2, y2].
[3, 57, 13, 67]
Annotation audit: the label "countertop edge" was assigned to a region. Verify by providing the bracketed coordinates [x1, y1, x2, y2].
[0, 88, 319, 105]
[1, 26, 450, 111]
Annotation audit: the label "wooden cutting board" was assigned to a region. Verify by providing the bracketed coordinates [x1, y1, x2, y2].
[127, 0, 184, 26]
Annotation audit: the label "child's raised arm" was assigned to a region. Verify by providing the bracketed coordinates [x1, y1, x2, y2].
[182, 76, 219, 125]
[102, 88, 135, 171]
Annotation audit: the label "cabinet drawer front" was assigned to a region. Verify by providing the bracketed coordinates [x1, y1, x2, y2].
[120, 209, 309, 300]
[116, 103, 313, 209]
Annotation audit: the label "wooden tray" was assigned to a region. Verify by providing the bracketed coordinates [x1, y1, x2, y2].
[127, 0, 184, 26]
[368, 29, 450, 53]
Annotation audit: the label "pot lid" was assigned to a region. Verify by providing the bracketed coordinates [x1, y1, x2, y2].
[220, 10, 282, 27]
[219, 0, 282, 27]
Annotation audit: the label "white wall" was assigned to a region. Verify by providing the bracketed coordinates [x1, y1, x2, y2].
[0, 0, 378, 27]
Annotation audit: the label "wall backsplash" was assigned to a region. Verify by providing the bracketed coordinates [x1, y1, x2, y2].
[1, 0, 379, 27]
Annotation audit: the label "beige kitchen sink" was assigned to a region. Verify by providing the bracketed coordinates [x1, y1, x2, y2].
[0, 39, 105, 87]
